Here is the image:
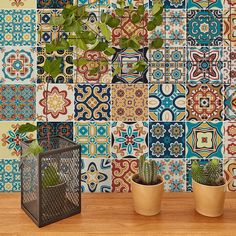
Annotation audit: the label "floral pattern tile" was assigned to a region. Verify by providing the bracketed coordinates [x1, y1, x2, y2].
[149, 122, 185, 158]
[187, 10, 223, 46]
[224, 85, 236, 120]
[149, 84, 186, 121]
[187, 0, 223, 9]
[0, 85, 36, 121]
[0, 0, 36, 8]
[37, 122, 73, 141]
[0, 10, 36, 46]
[186, 159, 223, 191]
[37, 47, 74, 83]
[0, 122, 36, 158]
[186, 84, 223, 121]
[111, 84, 148, 122]
[154, 159, 186, 191]
[186, 122, 223, 159]
[112, 159, 138, 192]
[0, 159, 20, 192]
[37, 0, 73, 8]
[187, 47, 223, 83]
[74, 122, 110, 158]
[111, 122, 148, 158]
[74, 84, 111, 121]
[36, 84, 74, 122]
[224, 158, 236, 191]
[112, 47, 148, 83]
[0, 47, 36, 84]
[164, 0, 185, 8]
[224, 122, 236, 158]
[81, 159, 111, 192]
[223, 8, 236, 47]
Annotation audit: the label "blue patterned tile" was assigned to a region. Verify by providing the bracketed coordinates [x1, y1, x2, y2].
[74, 84, 111, 121]
[74, 121, 110, 158]
[186, 121, 223, 159]
[187, 0, 223, 9]
[37, 0, 74, 8]
[224, 85, 236, 120]
[81, 159, 111, 192]
[149, 122, 185, 158]
[0, 159, 20, 192]
[0, 10, 36, 46]
[149, 84, 186, 121]
[164, 0, 185, 9]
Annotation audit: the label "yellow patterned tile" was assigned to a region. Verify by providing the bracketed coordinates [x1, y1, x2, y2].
[0, 0, 36, 9]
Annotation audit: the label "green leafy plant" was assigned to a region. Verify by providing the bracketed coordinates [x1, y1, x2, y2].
[42, 166, 61, 188]
[136, 155, 161, 185]
[192, 159, 225, 186]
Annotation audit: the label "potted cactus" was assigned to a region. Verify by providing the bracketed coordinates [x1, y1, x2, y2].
[131, 156, 164, 216]
[192, 159, 226, 217]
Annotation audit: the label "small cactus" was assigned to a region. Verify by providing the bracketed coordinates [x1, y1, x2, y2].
[192, 159, 224, 186]
[138, 155, 160, 185]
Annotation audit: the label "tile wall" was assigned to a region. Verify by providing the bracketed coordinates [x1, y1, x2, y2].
[0, 0, 235, 193]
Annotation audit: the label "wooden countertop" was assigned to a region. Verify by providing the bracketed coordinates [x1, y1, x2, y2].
[0, 192, 235, 236]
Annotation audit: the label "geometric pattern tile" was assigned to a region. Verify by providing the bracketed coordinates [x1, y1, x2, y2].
[0, 85, 36, 121]
[0, 10, 36, 46]
[111, 122, 148, 158]
[223, 8, 236, 47]
[224, 158, 236, 192]
[224, 122, 236, 158]
[37, 0, 73, 8]
[224, 85, 236, 120]
[81, 159, 111, 192]
[149, 122, 185, 158]
[186, 121, 223, 159]
[0, 122, 36, 159]
[0, 0, 36, 9]
[0, 159, 20, 192]
[0, 47, 36, 84]
[149, 84, 186, 121]
[74, 122, 110, 158]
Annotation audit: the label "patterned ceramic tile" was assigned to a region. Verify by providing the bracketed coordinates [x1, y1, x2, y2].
[187, 10, 223, 46]
[74, 122, 110, 158]
[37, 9, 68, 46]
[224, 122, 236, 158]
[75, 49, 111, 84]
[224, 85, 236, 120]
[0, 47, 36, 84]
[186, 159, 223, 191]
[111, 122, 148, 158]
[164, 0, 185, 8]
[111, 159, 138, 192]
[186, 121, 223, 159]
[149, 122, 185, 158]
[154, 159, 186, 191]
[149, 84, 186, 121]
[111, 84, 148, 122]
[222, 0, 236, 8]
[187, 47, 223, 83]
[224, 158, 236, 191]
[186, 84, 223, 121]
[37, 47, 74, 83]
[81, 159, 111, 192]
[0, 159, 20, 192]
[37, 0, 73, 8]
[0, 10, 36, 46]
[187, 0, 223, 9]
[74, 84, 111, 121]
[112, 47, 148, 83]
[37, 122, 73, 140]
[0, 122, 36, 159]
[223, 8, 236, 47]
[0, 85, 36, 121]
[0, 0, 36, 9]
[36, 84, 74, 122]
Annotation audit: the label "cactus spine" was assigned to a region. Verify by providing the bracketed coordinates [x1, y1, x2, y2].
[138, 155, 159, 185]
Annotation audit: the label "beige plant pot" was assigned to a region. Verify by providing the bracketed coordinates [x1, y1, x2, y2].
[192, 179, 226, 217]
[131, 174, 164, 216]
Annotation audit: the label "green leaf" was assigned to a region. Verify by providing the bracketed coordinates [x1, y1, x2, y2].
[129, 3, 134, 10]
[101, 12, 107, 23]
[42, 166, 61, 188]
[147, 21, 156, 31]
[106, 17, 120, 28]
[104, 47, 116, 56]
[115, 8, 124, 17]
[77, 38, 88, 50]
[92, 41, 108, 51]
[129, 61, 147, 73]
[131, 13, 141, 24]
[73, 58, 89, 67]
[46, 42, 57, 53]
[117, 0, 125, 8]
[22, 140, 44, 157]
[88, 67, 99, 76]
[49, 15, 65, 26]
[18, 123, 39, 134]
[128, 38, 140, 50]
[152, 0, 163, 15]
[43, 58, 62, 79]
[98, 23, 111, 41]
[151, 37, 164, 49]
[119, 37, 129, 48]
[137, 5, 145, 15]
[63, 21, 82, 33]
[153, 14, 163, 26]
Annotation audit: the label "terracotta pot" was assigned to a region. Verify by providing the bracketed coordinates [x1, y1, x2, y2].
[131, 174, 164, 216]
[192, 179, 226, 217]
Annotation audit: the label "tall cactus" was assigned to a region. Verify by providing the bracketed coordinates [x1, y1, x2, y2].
[192, 159, 224, 186]
[138, 155, 160, 185]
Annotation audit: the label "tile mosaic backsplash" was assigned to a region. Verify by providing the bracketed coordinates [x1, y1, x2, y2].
[0, 0, 235, 193]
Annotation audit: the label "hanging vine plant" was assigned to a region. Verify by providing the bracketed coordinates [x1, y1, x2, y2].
[42, 0, 164, 79]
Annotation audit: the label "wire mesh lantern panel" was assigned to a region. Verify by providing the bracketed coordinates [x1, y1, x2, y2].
[20, 136, 81, 227]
